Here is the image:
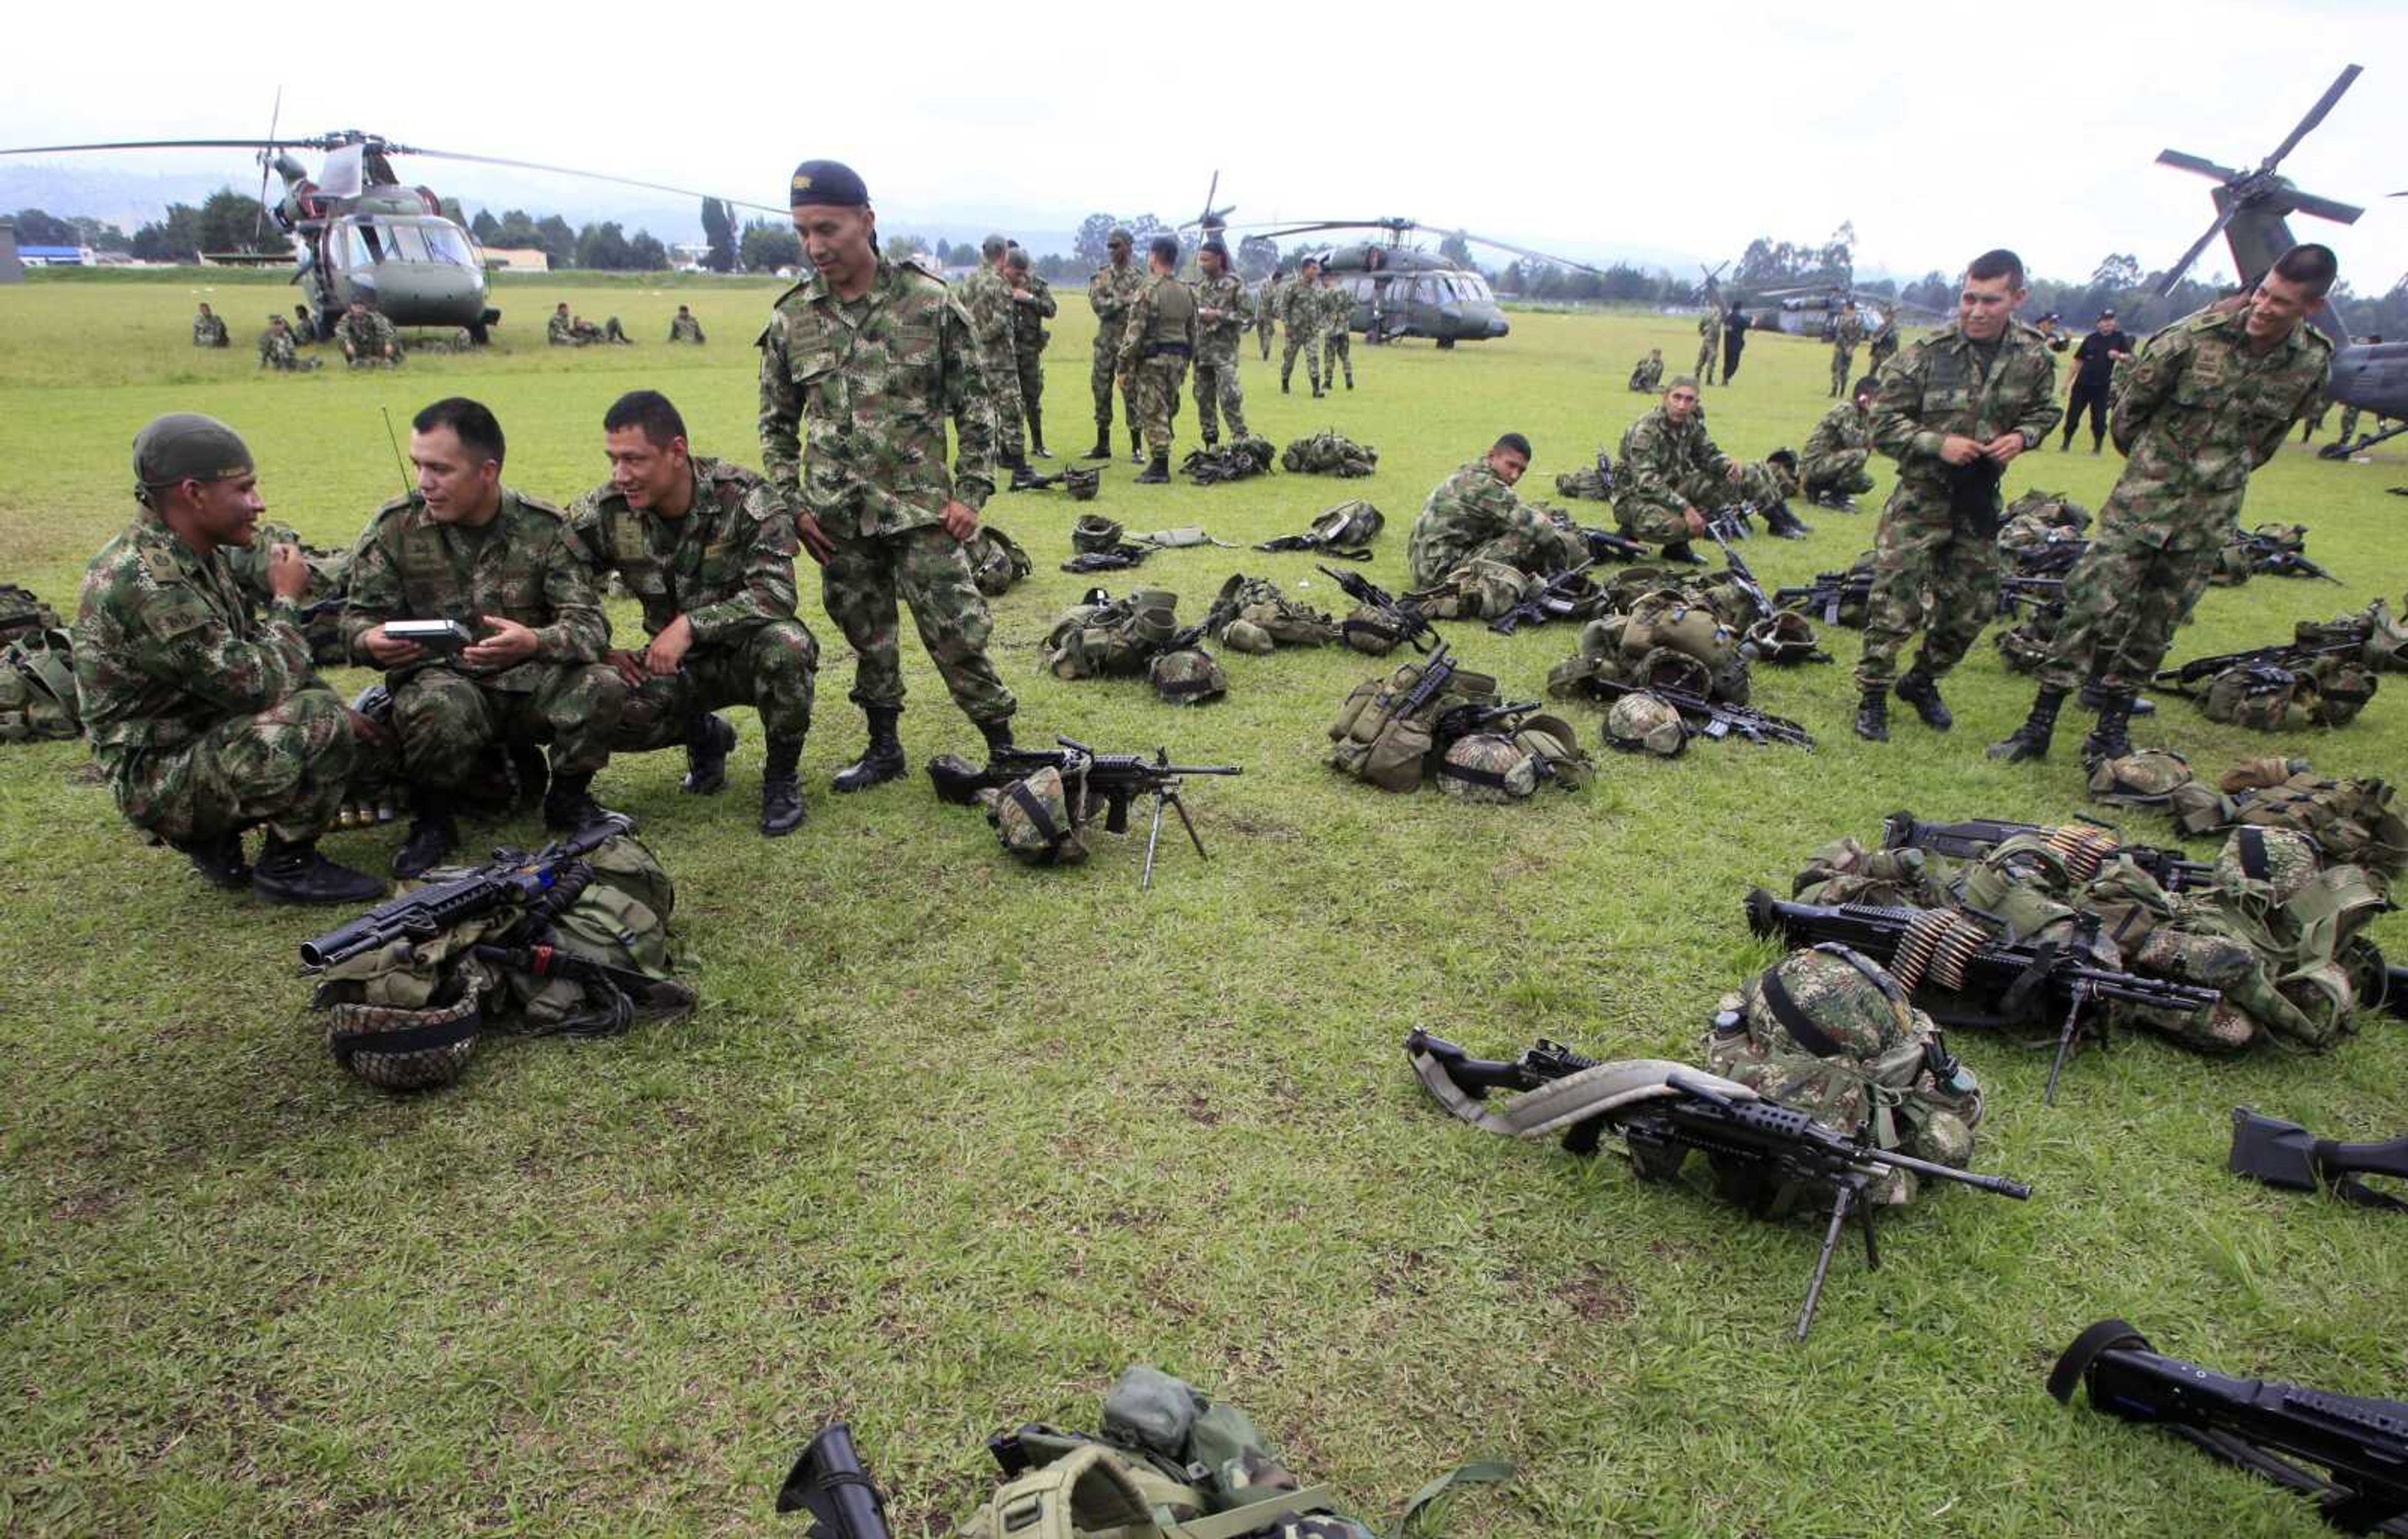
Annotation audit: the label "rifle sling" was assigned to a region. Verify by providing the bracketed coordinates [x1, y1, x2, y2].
[1408, 1046, 1754, 1140]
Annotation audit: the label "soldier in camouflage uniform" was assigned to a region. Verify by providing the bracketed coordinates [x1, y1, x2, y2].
[1320, 269, 1354, 389]
[1406, 433, 1585, 589]
[958, 234, 1032, 480]
[1694, 305, 1722, 386]
[1003, 246, 1056, 456]
[292, 303, 315, 343]
[1255, 270, 1278, 360]
[548, 303, 578, 345]
[1190, 238, 1252, 448]
[1119, 234, 1196, 484]
[74, 413, 384, 902]
[1854, 249, 2061, 742]
[256, 314, 319, 371]
[1868, 305, 1900, 374]
[1280, 257, 1325, 397]
[668, 305, 707, 344]
[569, 391, 816, 836]
[759, 159, 1018, 794]
[1627, 350, 1664, 391]
[1829, 301, 1864, 397]
[1994, 245, 2338, 766]
[344, 397, 625, 876]
[1613, 377, 1793, 559]
[336, 299, 402, 365]
[1086, 227, 1145, 461]
[1800, 376, 1877, 507]
[192, 303, 229, 348]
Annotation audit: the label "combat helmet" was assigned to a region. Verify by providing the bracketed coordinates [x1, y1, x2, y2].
[1150, 647, 1227, 706]
[1435, 733, 1538, 802]
[1604, 692, 1686, 757]
[2214, 826, 2321, 906]
[986, 764, 1090, 866]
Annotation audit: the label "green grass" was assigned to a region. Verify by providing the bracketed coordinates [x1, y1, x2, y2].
[3, 275, 2405, 1538]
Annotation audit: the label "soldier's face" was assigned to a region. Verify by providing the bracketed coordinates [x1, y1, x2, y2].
[793, 206, 874, 285]
[1664, 385, 1700, 423]
[606, 426, 690, 513]
[186, 473, 265, 548]
[1956, 275, 2022, 341]
[1487, 448, 1529, 485]
[2245, 273, 2316, 344]
[410, 425, 502, 524]
[1109, 240, 1131, 266]
[1198, 251, 1224, 278]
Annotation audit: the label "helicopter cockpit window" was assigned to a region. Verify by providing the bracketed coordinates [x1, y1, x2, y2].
[1459, 274, 1495, 302]
[415, 222, 477, 269]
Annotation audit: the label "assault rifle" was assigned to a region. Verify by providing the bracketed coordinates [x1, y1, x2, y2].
[1436, 698, 1539, 744]
[299, 814, 636, 970]
[2155, 638, 2363, 692]
[1406, 1031, 2030, 1339]
[1487, 558, 1599, 636]
[1772, 568, 1871, 626]
[1744, 889, 2222, 1102]
[1541, 507, 1648, 565]
[2007, 535, 2089, 578]
[1593, 678, 1813, 748]
[929, 736, 1242, 889]
[2227, 527, 2342, 584]
[2229, 1107, 2408, 1212]
[1705, 525, 1773, 623]
[777, 1422, 893, 1536]
[1998, 574, 2065, 617]
[1705, 502, 1754, 542]
[2051, 1320, 2408, 1535]
[1318, 564, 1437, 651]
[1879, 809, 2212, 892]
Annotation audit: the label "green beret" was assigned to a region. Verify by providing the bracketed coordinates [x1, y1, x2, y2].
[132, 412, 253, 497]
[790, 159, 869, 208]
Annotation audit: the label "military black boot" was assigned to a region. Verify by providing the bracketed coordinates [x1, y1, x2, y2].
[174, 831, 251, 890]
[1135, 453, 1170, 485]
[1661, 540, 1707, 566]
[252, 834, 386, 906]
[1281, 373, 1291, 394]
[2081, 679, 2155, 716]
[978, 717, 1015, 755]
[1086, 426, 1113, 460]
[1007, 458, 1039, 491]
[683, 713, 736, 796]
[392, 805, 460, 879]
[1987, 687, 2068, 762]
[760, 733, 806, 837]
[1894, 668, 1953, 731]
[542, 770, 618, 833]
[1854, 686, 1890, 743]
[832, 706, 906, 794]
[1028, 422, 1051, 458]
[1201, 430, 1219, 449]
[2082, 695, 2135, 767]
[1762, 500, 1814, 540]
[1129, 429, 1144, 465]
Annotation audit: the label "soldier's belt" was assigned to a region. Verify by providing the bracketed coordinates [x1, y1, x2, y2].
[1142, 343, 1193, 359]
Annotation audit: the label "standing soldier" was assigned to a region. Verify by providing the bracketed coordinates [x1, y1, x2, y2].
[1852, 249, 2061, 743]
[1255, 268, 1279, 360]
[337, 298, 403, 365]
[959, 234, 1033, 484]
[193, 303, 229, 348]
[1119, 234, 1197, 485]
[1829, 300, 1864, 397]
[1321, 268, 1355, 391]
[1721, 303, 1751, 382]
[1867, 303, 1901, 374]
[1993, 246, 2338, 765]
[668, 304, 707, 343]
[1694, 303, 1722, 386]
[1800, 376, 1879, 508]
[1190, 238, 1252, 449]
[569, 391, 817, 836]
[1281, 257, 1326, 397]
[759, 158, 1018, 793]
[73, 413, 385, 902]
[1086, 227, 1144, 462]
[344, 397, 626, 876]
[1003, 246, 1057, 458]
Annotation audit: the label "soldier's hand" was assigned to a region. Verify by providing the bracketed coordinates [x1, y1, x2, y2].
[795, 512, 834, 565]
[463, 614, 539, 669]
[606, 648, 648, 686]
[1938, 434, 1985, 465]
[1724, 463, 1744, 483]
[940, 500, 980, 542]
[1983, 433, 2030, 465]
[361, 624, 426, 666]
[265, 542, 310, 601]
[645, 616, 695, 677]
[1683, 507, 1708, 538]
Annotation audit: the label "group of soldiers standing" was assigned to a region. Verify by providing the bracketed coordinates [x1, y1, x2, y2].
[1260, 256, 1360, 398]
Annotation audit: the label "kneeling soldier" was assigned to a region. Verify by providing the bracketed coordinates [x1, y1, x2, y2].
[1405, 431, 1585, 590]
[74, 413, 384, 902]
[570, 390, 818, 835]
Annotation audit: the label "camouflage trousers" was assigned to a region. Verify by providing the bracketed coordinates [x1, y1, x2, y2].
[1090, 345, 1138, 433]
[1193, 350, 1247, 442]
[2036, 526, 2219, 696]
[1614, 463, 1787, 545]
[1801, 449, 1874, 502]
[1829, 345, 1856, 396]
[1014, 350, 1045, 443]
[1420, 523, 1587, 591]
[1324, 328, 1353, 385]
[1856, 500, 1997, 690]
[821, 522, 1015, 724]
[1128, 351, 1190, 457]
[2337, 405, 2361, 443]
[391, 663, 626, 791]
[1695, 333, 1719, 384]
[987, 350, 1027, 464]
[1257, 314, 1274, 360]
[613, 622, 820, 750]
[111, 686, 358, 844]
[1281, 327, 1323, 391]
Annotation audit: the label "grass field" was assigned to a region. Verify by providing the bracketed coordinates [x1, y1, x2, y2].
[2, 270, 2404, 1538]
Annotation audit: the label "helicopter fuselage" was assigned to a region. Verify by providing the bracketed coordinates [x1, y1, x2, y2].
[1307, 243, 1509, 344]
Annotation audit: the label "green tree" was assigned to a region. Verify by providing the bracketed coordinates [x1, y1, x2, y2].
[11, 208, 78, 246]
[1236, 235, 1279, 281]
[131, 202, 203, 262]
[470, 209, 502, 244]
[536, 215, 576, 269]
[741, 220, 803, 273]
[2092, 253, 2143, 290]
[574, 221, 635, 270]
[885, 233, 928, 260]
[1439, 231, 1474, 269]
[1074, 213, 1118, 268]
[628, 229, 669, 271]
[195, 189, 275, 255]
[700, 197, 737, 273]
[70, 216, 130, 252]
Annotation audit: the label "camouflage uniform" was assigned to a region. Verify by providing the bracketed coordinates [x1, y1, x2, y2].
[568, 456, 818, 751]
[958, 263, 1028, 465]
[342, 489, 624, 793]
[1118, 271, 1197, 459]
[1856, 319, 2061, 691]
[1088, 257, 1145, 441]
[1869, 311, 1900, 373]
[2037, 307, 2332, 696]
[193, 310, 228, 347]
[1279, 276, 1324, 393]
[257, 327, 317, 371]
[548, 310, 578, 345]
[1694, 308, 1722, 385]
[1829, 310, 1865, 396]
[337, 309, 400, 363]
[668, 310, 707, 344]
[1009, 273, 1056, 447]
[74, 508, 355, 844]
[1800, 397, 1876, 502]
[1628, 355, 1663, 391]
[758, 255, 1015, 725]
[2335, 402, 2362, 444]
[1320, 278, 1354, 387]
[1255, 273, 1278, 359]
[1612, 404, 1785, 547]
[1406, 459, 1584, 589]
[1190, 268, 1252, 443]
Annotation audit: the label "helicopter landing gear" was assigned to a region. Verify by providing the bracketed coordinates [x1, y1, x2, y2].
[1435, 337, 1456, 350]
[468, 321, 490, 347]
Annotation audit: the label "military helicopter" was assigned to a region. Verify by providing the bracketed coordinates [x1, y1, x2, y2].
[0, 119, 780, 342]
[1240, 216, 1604, 347]
[2149, 62, 2408, 456]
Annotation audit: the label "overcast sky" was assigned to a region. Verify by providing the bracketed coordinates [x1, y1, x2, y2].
[4, 0, 2401, 291]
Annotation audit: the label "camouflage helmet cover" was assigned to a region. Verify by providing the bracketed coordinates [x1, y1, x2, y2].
[1605, 691, 1687, 756]
[2214, 825, 2320, 905]
[1742, 944, 1914, 1061]
[1436, 733, 1538, 802]
[1150, 646, 1227, 705]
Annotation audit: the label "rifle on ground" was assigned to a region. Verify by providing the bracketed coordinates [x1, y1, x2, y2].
[2227, 528, 2342, 584]
[2009, 537, 2089, 578]
[1744, 888, 2222, 1103]
[2050, 1319, 2408, 1536]
[929, 737, 1242, 889]
[298, 814, 636, 970]
[1592, 678, 1813, 748]
[1436, 698, 1539, 743]
[2155, 639, 2362, 692]
[1318, 564, 1437, 651]
[778, 1422, 892, 1536]
[2229, 1107, 2408, 1212]
[1705, 525, 1773, 623]
[1879, 809, 2212, 892]
[1487, 558, 1599, 636]
[1772, 569, 1871, 625]
[1406, 1031, 2030, 1340]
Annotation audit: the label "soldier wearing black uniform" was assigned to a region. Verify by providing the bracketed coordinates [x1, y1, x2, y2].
[2059, 310, 2136, 453]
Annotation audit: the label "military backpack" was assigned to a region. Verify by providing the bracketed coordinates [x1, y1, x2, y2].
[0, 583, 63, 646]
[1279, 430, 1378, 478]
[1328, 654, 1500, 792]
[0, 627, 81, 742]
[1253, 500, 1383, 560]
[1046, 589, 1184, 680]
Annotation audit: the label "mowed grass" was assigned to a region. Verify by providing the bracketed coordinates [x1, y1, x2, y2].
[2, 272, 2405, 1538]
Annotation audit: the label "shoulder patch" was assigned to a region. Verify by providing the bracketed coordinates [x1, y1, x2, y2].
[373, 491, 421, 522]
[510, 489, 568, 522]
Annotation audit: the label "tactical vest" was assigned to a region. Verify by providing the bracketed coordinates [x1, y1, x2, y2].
[1328, 657, 1500, 792]
[1046, 590, 1183, 680]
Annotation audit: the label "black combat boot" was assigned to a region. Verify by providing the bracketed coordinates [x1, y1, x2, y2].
[393, 803, 460, 879]
[978, 717, 1015, 755]
[1135, 453, 1170, 485]
[1311, 378, 1324, 399]
[1281, 374, 1291, 394]
[1087, 426, 1113, 460]
[252, 834, 386, 906]
[542, 770, 618, 832]
[1854, 686, 1889, 743]
[832, 705, 906, 794]
[1987, 687, 2068, 762]
[1894, 668, 1953, 731]
[175, 831, 251, 890]
[1008, 458, 1039, 491]
[505, 742, 549, 809]
[760, 732, 806, 836]
[1661, 540, 1707, 566]
[683, 713, 736, 796]
[2081, 679, 2155, 716]
[1762, 500, 1814, 540]
[2082, 695, 2135, 767]
[1201, 431, 1219, 449]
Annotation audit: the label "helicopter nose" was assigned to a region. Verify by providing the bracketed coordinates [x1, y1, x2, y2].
[1486, 313, 1509, 338]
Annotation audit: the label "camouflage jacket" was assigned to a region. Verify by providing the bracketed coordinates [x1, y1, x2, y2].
[1087, 260, 1144, 352]
[342, 488, 610, 690]
[1629, 357, 1664, 391]
[338, 310, 396, 351]
[1010, 274, 1056, 359]
[547, 312, 576, 344]
[73, 508, 320, 787]
[1407, 459, 1548, 588]
[758, 255, 998, 536]
[193, 313, 227, 346]
[1833, 313, 1865, 351]
[669, 313, 706, 342]
[1119, 274, 1197, 367]
[1279, 280, 1321, 332]
[1255, 276, 1280, 325]
[1191, 271, 1252, 360]
[958, 265, 1020, 377]
[258, 329, 297, 369]
[1804, 400, 1871, 464]
[1615, 406, 1734, 521]
[568, 456, 801, 644]
[1318, 282, 1354, 337]
[2101, 307, 2333, 548]
[1698, 310, 1723, 342]
[1869, 319, 2062, 498]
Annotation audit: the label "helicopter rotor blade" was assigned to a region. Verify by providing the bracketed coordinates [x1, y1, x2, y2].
[1449, 228, 1605, 276]
[1201, 169, 1219, 222]
[253, 88, 282, 244]
[374, 143, 789, 216]
[2155, 149, 2243, 182]
[2258, 63, 2361, 175]
[0, 138, 310, 156]
[2157, 204, 2239, 297]
[2288, 190, 2364, 226]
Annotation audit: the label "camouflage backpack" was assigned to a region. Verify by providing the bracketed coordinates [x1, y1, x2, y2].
[1180, 433, 1276, 485]
[1996, 488, 2092, 547]
[0, 582, 63, 646]
[2199, 658, 2374, 730]
[0, 627, 81, 742]
[1553, 449, 1613, 502]
[2294, 597, 2408, 673]
[966, 525, 1035, 597]
[1279, 429, 1378, 478]
[1253, 499, 1383, 559]
[1206, 574, 1336, 653]
[1619, 591, 1748, 703]
[1045, 589, 1183, 680]
[2219, 764, 2408, 878]
[1788, 837, 1943, 909]
[1328, 655, 1500, 792]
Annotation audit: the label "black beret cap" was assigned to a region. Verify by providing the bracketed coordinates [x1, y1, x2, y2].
[790, 160, 869, 208]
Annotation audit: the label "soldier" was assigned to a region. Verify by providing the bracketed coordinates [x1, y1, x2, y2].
[1003, 246, 1057, 458]
[292, 303, 315, 343]
[2034, 312, 2073, 353]
[1119, 234, 1196, 485]
[1255, 268, 1278, 360]
[336, 298, 402, 365]
[1993, 246, 2338, 765]
[1280, 256, 1326, 397]
[1627, 349, 1664, 391]
[759, 158, 1018, 793]
[2058, 310, 2136, 452]
[548, 303, 578, 345]
[256, 313, 319, 372]
[73, 413, 384, 902]
[958, 233, 1033, 483]
[1086, 226, 1144, 462]
[1829, 300, 1864, 397]
[1694, 304, 1722, 386]
[1405, 433, 1585, 589]
[1614, 377, 1807, 560]
[1321, 268, 1355, 390]
[1852, 249, 2061, 743]
[1800, 376, 1878, 508]
[569, 391, 816, 836]
[192, 303, 229, 348]
[1190, 238, 1252, 449]
[1868, 304, 1900, 374]
[668, 304, 707, 344]
[344, 397, 625, 876]
[1721, 303, 1751, 382]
